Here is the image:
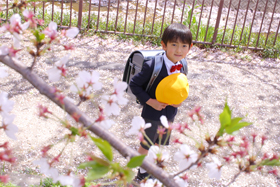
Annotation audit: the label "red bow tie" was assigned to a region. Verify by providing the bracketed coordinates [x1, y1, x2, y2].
[170, 64, 183, 73]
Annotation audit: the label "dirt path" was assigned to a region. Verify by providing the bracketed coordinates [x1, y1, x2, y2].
[0, 35, 280, 186]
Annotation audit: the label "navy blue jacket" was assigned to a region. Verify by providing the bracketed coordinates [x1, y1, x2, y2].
[129, 57, 178, 121]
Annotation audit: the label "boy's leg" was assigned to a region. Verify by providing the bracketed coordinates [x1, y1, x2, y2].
[135, 118, 159, 181]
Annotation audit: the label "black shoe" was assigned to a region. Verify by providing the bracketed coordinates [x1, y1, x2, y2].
[135, 169, 154, 181]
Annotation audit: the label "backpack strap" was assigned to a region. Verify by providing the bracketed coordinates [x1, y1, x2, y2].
[180, 58, 188, 75]
[145, 55, 163, 93]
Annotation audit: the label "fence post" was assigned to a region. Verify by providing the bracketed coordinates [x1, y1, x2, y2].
[212, 0, 224, 44]
[77, 0, 83, 29]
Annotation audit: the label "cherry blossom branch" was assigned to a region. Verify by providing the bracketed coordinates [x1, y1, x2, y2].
[0, 55, 179, 187]
[226, 170, 242, 187]
[172, 141, 215, 177]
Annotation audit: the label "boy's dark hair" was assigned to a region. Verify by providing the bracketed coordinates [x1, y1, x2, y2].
[161, 23, 192, 46]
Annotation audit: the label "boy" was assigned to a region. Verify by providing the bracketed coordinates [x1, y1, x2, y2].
[129, 23, 193, 180]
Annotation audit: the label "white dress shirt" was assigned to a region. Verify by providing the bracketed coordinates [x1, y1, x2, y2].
[163, 53, 182, 75]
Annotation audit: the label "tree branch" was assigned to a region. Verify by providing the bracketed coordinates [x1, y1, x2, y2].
[0, 56, 179, 187]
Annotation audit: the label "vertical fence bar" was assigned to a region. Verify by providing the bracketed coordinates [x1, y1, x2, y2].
[106, 0, 111, 32]
[212, 0, 224, 44]
[70, 0, 73, 28]
[265, 0, 277, 45]
[221, 0, 232, 44]
[6, 0, 9, 22]
[43, 1, 45, 20]
[246, 0, 259, 48]
[33, 2, 35, 14]
[239, 0, 250, 43]
[151, 0, 158, 34]
[77, 0, 83, 29]
[255, 0, 269, 48]
[229, 0, 241, 45]
[195, 0, 205, 41]
[96, 0, 101, 31]
[87, 0, 92, 30]
[273, 20, 280, 46]
[114, 0, 120, 33]
[52, 0, 54, 21]
[133, 0, 139, 34]
[171, 0, 177, 24]
[189, 0, 196, 28]
[6, 0, 8, 21]
[142, 0, 149, 34]
[180, 0, 186, 24]
[204, 0, 214, 42]
[60, 0, 64, 27]
[160, 0, 167, 36]
[124, 0, 130, 33]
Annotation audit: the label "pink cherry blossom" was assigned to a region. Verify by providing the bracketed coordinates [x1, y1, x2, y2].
[174, 144, 198, 171]
[43, 21, 58, 42]
[47, 54, 70, 82]
[22, 9, 34, 20]
[70, 70, 102, 101]
[101, 95, 120, 116]
[140, 179, 162, 187]
[2, 113, 18, 140]
[125, 116, 151, 136]
[0, 67, 8, 78]
[54, 174, 83, 187]
[174, 175, 189, 187]
[205, 157, 222, 180]
[112, 78, 128, 105]
[0, 175, 9, 183]
[140, 145, 169, 173]
[33, 158, 59, 180]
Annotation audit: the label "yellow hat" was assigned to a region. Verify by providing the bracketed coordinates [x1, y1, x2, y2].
[155, 73, 189, 105]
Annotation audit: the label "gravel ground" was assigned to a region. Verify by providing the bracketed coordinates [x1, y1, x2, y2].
[0, 34, 280, 186]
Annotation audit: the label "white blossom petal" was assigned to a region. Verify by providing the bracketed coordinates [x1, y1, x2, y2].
[0, 45, 9, 56]
[47, 67, 61, 82]
[66, 27, 79, 38]
[2, 113, 18, 140]
[0, 67, 9, 78]
[160, 115, 169, 128]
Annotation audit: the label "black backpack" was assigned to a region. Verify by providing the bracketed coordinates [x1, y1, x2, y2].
[122, 50, 188, 102]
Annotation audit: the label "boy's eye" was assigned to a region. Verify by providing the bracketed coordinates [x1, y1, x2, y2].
[172, 44, 176, 46]
[183, 45, 187, 47]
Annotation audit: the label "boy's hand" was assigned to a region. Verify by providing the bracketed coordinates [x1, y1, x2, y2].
[170, 103, 182, 108]
[146, 98, 168, 111]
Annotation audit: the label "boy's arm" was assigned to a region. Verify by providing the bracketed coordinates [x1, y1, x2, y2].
[146, 98, 168, 111]
[129, 60, 154, 105]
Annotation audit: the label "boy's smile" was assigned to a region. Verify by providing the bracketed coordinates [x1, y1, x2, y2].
[161, 40, 192, 64]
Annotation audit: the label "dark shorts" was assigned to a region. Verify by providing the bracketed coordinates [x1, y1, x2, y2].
[140, 118, 172, 150]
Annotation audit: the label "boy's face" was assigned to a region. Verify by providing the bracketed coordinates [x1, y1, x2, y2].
[161, 40, 193, 63]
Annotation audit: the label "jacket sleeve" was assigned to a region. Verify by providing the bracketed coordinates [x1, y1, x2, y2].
[129, 59, 154, 105]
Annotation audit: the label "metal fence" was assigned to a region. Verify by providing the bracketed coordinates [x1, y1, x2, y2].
[1, 0, 280, 49]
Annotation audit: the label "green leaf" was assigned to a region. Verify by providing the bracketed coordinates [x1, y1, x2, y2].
[260, 159, 280, 166]
[225, 121, 252, 134]
[90, 136, 113, 161]
[218, 102, 232, 136]
[127, 155, 146, 168]
[123, 168, 135, 182]
[79, 161, 110, 180]
[33, 29, 45, 42]
[70, 127, 79, 136]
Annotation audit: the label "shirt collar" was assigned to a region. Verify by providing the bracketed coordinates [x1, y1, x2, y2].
[163, 53, 181, 75]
